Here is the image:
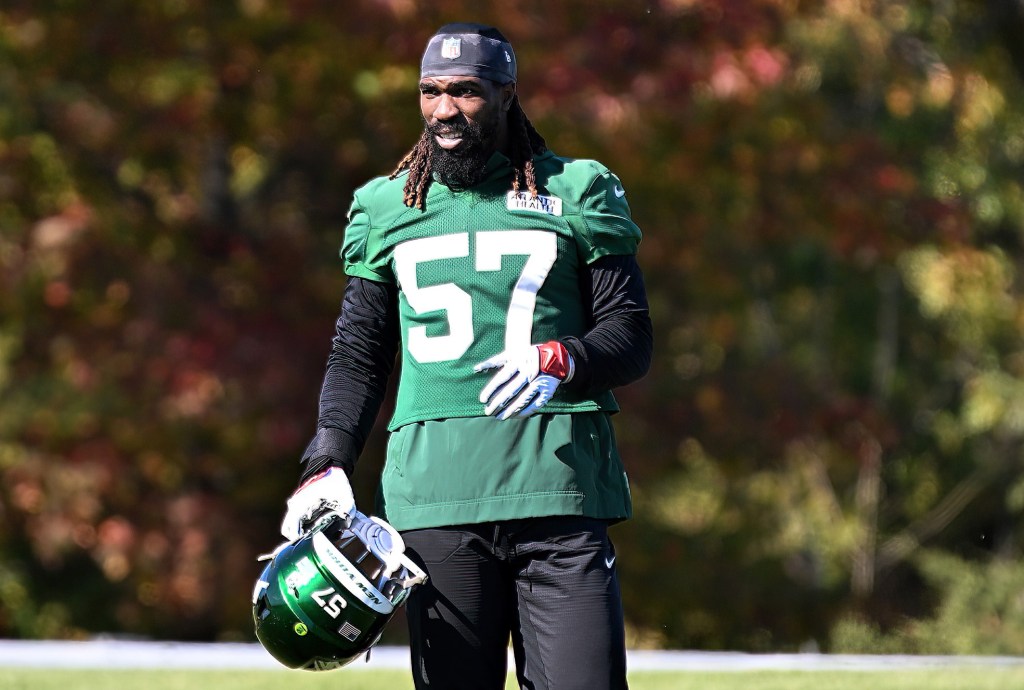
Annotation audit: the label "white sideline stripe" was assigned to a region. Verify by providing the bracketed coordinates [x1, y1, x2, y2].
[0, 640, 1023, 672]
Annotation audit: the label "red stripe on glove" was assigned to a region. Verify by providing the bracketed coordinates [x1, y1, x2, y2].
[538, 341, 572, 381]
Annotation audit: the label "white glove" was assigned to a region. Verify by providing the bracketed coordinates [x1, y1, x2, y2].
[475, 341, 575, 421]
[279, 467, 356, 542]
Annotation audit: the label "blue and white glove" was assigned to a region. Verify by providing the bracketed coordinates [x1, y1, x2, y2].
[279, 467, 356, 542]
[475, 341, 575, 421]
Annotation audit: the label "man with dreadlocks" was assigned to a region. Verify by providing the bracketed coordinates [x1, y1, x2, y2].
[280, 22, 652, 690]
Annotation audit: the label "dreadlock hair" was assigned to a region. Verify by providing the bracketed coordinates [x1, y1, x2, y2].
[389, 95, 548, 210]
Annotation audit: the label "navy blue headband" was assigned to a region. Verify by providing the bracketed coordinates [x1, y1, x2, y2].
[420, 24, 517, 84]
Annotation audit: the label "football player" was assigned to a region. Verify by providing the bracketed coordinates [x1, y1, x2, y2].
[282, 22, 653, 690]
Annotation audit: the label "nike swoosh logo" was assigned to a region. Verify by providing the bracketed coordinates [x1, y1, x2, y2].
[613, 185, 626, 198]
[605, 555, 616, 569]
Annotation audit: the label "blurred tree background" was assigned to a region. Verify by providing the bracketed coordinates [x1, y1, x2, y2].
[3, 0, 1024, 653]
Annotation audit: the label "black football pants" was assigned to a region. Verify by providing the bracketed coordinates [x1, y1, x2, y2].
[400, 516, 628, 690]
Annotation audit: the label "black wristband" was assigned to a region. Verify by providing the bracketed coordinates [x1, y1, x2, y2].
[298, 427, 358, 484]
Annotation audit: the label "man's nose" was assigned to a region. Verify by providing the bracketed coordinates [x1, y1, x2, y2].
[433, 94, 459, 121]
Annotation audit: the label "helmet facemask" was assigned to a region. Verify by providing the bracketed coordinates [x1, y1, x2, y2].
[315, 511, 427, 610]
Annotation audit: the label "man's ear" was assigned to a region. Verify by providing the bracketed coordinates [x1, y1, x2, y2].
[502, 82, 517, 112]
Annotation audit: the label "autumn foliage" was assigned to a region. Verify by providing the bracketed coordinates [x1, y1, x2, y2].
[3, 0, 1024, 651]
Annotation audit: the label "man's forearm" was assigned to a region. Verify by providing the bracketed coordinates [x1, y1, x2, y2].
[560, 254, 653, 398]
[299, 277, 399, 484]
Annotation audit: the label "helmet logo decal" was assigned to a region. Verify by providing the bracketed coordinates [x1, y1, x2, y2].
[293, 622, 309, 636]
[285, 557, 318, 595]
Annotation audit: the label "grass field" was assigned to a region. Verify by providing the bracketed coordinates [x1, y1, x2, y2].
[4, 667, 1024, 689]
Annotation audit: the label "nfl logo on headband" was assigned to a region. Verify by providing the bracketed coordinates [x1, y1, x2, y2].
[441, 38, 461, 59]
[421, 25, 516, 84]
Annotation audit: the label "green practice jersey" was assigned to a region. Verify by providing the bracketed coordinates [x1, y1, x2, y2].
[380, 412, 632, 530]
[342, 150, 642, 430]
[341, 149, 642, 529]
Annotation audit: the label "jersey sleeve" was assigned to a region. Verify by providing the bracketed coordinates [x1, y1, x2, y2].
[578, 169, 642, 263]
[341, 178, 395, 284]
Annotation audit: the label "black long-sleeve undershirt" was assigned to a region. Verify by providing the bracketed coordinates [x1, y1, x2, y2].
[298, 278, 399, 482]
[297, 253, 653, 484]
[559, 253, 653, 399]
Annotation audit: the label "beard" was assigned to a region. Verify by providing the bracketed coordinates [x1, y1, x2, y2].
[425, 115, 500, 190]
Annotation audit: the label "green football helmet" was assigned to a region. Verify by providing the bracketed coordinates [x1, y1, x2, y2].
[252, 510, 427, 671]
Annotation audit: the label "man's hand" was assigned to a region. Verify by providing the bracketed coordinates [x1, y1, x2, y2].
[280, 467, 355, 542]
[475, 341, 574, 420]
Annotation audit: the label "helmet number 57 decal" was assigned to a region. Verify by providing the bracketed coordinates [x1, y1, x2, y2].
[312, 587, 347, 618]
